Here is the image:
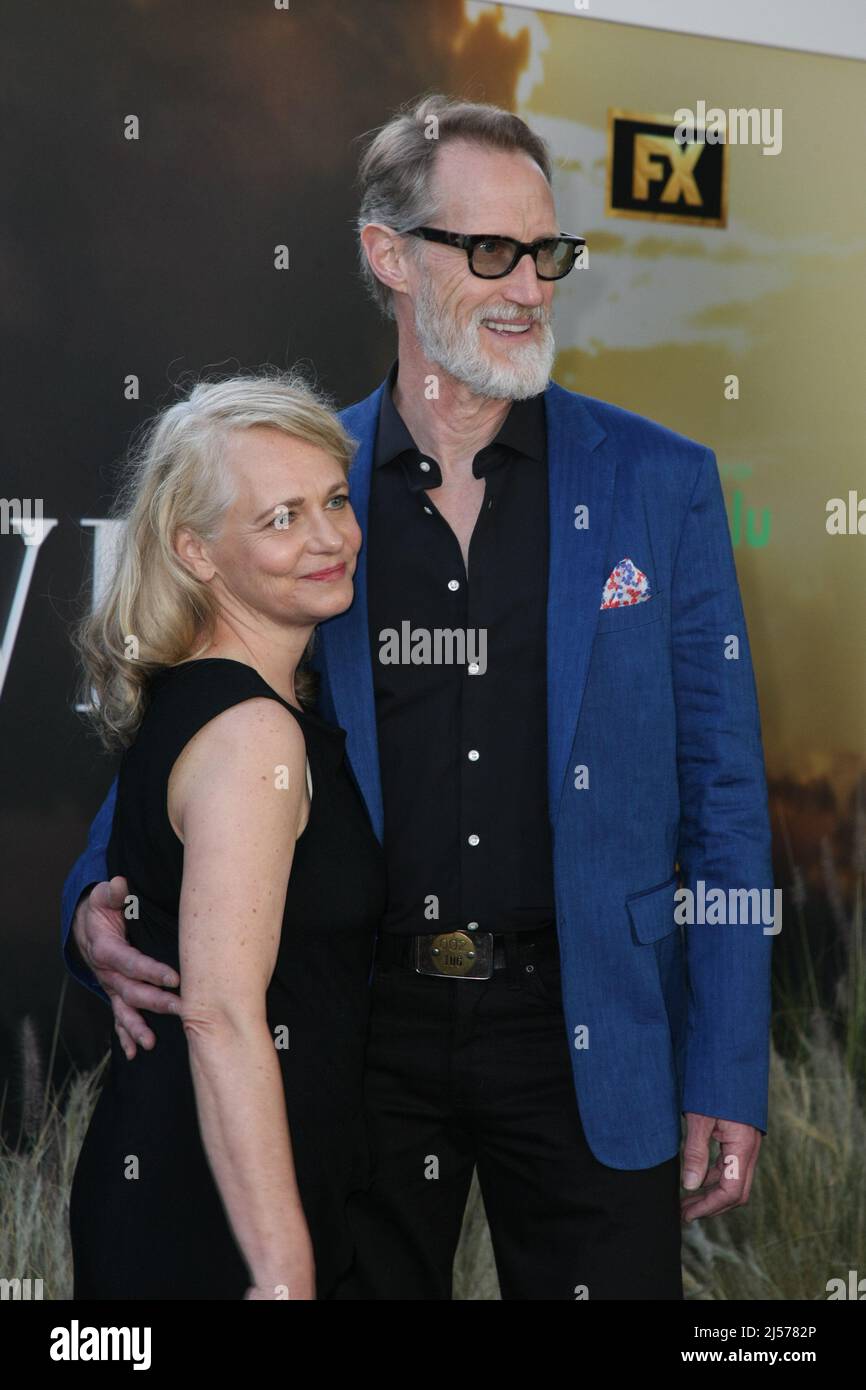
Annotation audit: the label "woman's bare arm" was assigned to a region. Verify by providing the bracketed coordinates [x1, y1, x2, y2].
[171, 696, 313, 1299]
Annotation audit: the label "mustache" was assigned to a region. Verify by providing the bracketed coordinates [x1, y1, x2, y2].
[471, 303, 552, 326]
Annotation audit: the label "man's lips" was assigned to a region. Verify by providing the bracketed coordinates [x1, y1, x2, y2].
[481, 319, 536, 336]
[301, 561, 347, 581]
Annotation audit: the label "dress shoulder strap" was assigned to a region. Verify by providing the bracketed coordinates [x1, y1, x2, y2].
[135, 658, 309, 786]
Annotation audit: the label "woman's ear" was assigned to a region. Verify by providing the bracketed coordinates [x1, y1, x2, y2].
[174, 526, 216, 582]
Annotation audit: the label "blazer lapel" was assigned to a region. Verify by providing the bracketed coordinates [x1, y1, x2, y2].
[318, 381, 388, 843]
[544, 382, 614, 826]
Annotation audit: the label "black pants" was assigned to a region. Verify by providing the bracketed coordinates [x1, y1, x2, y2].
[332, 927, 683, 1300]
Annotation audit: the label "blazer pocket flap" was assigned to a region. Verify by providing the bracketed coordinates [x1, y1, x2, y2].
[595, 591, 665, 634]
[626, 874, 680, 944]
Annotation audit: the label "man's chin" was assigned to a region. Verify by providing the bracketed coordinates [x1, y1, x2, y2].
[418, 323, 553, 399]
[476, 350, 552, 400]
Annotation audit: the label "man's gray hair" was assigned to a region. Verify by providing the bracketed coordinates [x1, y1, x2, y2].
[355, 93, 553, 319]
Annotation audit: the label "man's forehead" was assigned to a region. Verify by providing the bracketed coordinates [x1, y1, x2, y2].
[431, 141, 556, 228]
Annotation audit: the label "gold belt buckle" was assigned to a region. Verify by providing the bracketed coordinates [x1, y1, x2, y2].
[414, 930, 494, 979]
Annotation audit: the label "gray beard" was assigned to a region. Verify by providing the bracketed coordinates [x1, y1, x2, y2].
[412, 277, 556, 401]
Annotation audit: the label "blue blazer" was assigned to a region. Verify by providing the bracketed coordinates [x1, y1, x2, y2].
[61, 376, 774, 1170]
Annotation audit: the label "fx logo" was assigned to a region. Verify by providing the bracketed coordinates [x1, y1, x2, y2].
[606, 109, 727, 228]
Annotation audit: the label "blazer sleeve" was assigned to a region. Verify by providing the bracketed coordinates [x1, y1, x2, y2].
[671, 447, 774, 1132]
[60, 778, 118, 1004]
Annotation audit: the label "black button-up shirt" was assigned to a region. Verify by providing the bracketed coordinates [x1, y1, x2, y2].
[366, 361, 555, 936]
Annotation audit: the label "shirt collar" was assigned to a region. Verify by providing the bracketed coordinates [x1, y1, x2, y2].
[373, 358, 546, 483]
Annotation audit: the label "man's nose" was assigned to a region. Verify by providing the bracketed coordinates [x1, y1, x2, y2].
[500, 251, 546, 305]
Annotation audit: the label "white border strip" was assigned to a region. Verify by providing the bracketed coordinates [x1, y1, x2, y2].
[506, 0, 866, 62]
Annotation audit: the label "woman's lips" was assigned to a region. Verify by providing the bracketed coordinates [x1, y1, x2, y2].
[302, 561, 347, 582]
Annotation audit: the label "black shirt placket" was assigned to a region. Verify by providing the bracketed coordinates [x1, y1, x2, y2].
[366, 360, 555, 938]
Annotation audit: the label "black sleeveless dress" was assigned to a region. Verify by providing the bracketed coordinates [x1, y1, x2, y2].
[70, 658, 386, 1299]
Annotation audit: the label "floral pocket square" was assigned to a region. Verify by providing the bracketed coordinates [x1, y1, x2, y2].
[600, 558, 651, 609]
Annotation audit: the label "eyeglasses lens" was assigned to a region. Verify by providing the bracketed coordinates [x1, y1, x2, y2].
[536, 240, 576, 278]
[470, 237, 576, 278]
[470, 238, 520, 276]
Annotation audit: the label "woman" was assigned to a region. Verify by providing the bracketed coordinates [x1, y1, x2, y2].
[68, 371, 386, 1300]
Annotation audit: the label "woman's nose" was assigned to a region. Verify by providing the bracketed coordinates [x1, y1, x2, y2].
[307, 514, 345, 550]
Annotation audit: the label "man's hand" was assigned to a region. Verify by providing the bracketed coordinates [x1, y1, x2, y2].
[680, 1112, 762, 1222]
[73, 876, 182, 1060]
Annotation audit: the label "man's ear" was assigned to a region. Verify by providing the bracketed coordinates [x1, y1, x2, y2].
[360, 222, 411, 300]
[174, 526, 216, 582]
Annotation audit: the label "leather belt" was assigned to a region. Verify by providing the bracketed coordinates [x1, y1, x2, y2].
[375, 924, 557, 981]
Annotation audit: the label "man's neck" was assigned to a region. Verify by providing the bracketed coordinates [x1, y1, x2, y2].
[391, 351, 511, 478]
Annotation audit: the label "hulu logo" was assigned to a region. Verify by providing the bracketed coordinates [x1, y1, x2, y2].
[730, 489, 770, 548]
[722, 468, 771, 549]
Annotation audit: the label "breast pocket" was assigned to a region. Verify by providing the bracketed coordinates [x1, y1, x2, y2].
[595, 591, 665, 635]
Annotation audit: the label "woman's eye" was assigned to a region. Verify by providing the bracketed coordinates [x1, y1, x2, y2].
[327, 494, 350, 509]
[271, 509, 295, 529]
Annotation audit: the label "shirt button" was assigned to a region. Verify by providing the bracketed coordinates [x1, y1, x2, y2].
[468, 661, 480, 674]
[419, 459, 431, 472]
[468, 749, 479, 761]
[468, 834, 480, 846]
[467, 921, 479, 931]
[423, 505, 432, 514]
[448, 579, 460, 591]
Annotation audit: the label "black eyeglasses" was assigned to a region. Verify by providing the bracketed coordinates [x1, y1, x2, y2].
[404, 227, 586, 280]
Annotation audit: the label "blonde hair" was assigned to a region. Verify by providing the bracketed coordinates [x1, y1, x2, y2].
[73, 369, 356, 750]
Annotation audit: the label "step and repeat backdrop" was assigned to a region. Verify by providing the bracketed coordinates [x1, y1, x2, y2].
[2, 0, 863, 1115]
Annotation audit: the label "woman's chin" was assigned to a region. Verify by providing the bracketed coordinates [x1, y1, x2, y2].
[306, 580, 355, 621]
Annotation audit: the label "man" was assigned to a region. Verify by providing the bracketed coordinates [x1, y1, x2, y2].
[61, 94, 774, 1300]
